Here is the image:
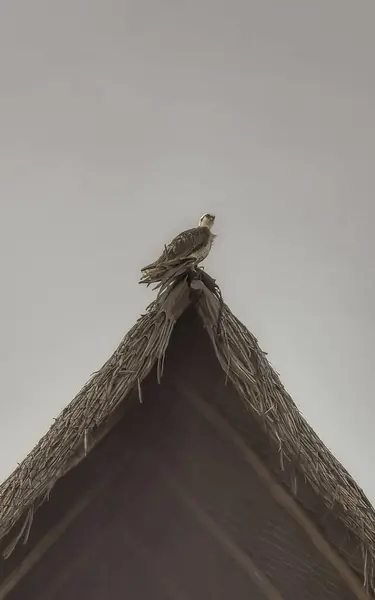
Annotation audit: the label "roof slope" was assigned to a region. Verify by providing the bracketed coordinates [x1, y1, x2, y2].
[0, 268, 374, 590]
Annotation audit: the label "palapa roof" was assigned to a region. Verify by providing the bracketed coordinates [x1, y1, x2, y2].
[0, 267, 374, 593]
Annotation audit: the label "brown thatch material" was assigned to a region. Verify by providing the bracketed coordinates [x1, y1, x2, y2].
[0, 268, 374, 591]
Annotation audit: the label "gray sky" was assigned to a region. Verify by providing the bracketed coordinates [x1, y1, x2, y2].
[1, 0, 375, 503]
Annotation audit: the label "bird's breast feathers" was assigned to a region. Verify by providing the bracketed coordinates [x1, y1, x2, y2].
[188, 231, 216, 260]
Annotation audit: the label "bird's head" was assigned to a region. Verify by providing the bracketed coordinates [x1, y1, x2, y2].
[198, 213, 215, 229]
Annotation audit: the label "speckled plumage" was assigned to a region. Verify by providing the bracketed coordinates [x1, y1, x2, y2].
[141, 213, 216, 277]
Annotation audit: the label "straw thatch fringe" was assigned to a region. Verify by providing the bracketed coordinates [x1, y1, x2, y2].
[194, 280, 375, 592]
[0, 268, 374, 592]
[0, 274, 191, 556]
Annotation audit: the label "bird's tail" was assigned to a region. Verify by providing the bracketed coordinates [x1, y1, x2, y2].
[139, 257, 196, 285]
[139, 260, 163, 281]
[140, 244, 170, 278]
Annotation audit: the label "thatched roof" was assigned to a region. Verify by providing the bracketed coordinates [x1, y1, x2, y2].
[0, 267, 374, 592]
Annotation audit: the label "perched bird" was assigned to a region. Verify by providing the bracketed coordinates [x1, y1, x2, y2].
[140, 213, 216, 281]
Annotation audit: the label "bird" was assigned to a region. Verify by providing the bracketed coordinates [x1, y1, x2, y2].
[140, 213, 216, 282]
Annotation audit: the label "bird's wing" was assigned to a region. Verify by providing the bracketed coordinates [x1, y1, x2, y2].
[166, 226, 210, 259]
[141, 226, 210, 271]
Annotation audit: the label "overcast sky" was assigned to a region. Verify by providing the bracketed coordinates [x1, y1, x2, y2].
[1, 0, 375, 504]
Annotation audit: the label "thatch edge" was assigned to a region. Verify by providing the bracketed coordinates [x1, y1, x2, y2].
[0, 272, 374, 592]
[0, 278, 191, 556]
[194, 280, 375, 592]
